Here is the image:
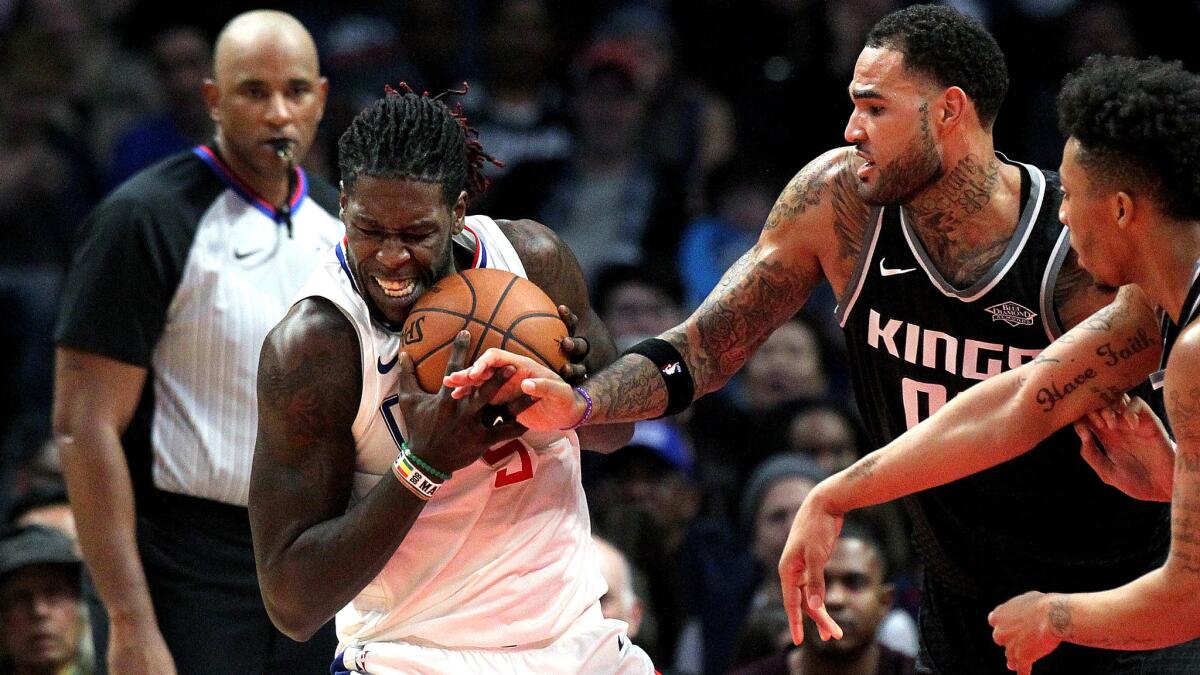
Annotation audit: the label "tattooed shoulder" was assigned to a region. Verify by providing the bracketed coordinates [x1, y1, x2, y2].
[497, 218, 587, 307]
[764, 148, 875, 263]
[259, 299, 362, 442]
[1166, 328, 1200, 444]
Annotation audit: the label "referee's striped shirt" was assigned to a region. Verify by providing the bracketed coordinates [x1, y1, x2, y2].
[56, 146, 343, 507]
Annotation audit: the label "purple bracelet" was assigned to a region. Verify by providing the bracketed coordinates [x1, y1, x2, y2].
[562, 386, 593, 431]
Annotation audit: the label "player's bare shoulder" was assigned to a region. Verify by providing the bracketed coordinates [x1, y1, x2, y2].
[1166, 323, 1200, 444]
[493, 218, 585, 304]
[765, 147, 879, 281]
[258, 297, 362, 440]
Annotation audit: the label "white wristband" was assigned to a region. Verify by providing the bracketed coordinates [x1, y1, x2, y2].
[392, 447, 443, 500]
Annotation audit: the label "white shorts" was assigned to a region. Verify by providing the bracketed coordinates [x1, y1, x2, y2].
[333, 605, 655, 675]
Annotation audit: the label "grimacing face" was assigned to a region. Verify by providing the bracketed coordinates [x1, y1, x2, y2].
[1058, 137, 1126, 293]
[341, 177, 466, 328]
[845, 47, 944, 206]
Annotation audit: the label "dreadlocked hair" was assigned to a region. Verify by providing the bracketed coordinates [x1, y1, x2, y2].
[338, 82, 503, 204]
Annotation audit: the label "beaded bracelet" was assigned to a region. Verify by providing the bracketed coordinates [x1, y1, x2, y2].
[401, 441, 451, 481]
[561, 386, 594, 431]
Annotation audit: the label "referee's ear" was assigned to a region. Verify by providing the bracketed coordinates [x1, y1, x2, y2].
[203, 79, 221, 124]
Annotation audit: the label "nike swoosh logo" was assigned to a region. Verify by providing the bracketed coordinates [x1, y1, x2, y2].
[879, 258, 917, 277]
[234, 248, 262, 260]
[377, 353, 399, 374]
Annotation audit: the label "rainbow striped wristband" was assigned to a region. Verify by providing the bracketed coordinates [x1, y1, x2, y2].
[392, 446, 444, 501]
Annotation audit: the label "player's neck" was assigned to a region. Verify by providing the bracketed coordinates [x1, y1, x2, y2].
[793, 642, 881, 675]
[1136, 222, 1200, 323]
[902, 146, 1021, 287]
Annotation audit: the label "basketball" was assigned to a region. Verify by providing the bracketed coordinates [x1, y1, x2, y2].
[401, 268, 569, 393]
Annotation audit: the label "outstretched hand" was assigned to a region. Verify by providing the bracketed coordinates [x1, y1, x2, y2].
[779, 487, 845, 646]
[443, 348, 587, 431]
[396, 332, 527, 474]
[1076, 395, 1174, 502]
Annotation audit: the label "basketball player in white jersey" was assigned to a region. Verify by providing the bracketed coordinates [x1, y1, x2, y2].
[247, 85, 656, 674]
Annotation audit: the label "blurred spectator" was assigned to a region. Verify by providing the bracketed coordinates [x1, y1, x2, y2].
[0, 525, 93, 675]
[482, 38, 688, 281]
[741, 315, 830, 414]
[594, 3, 735, 212]
[108, 25, 213, 187]
[677, 159, 778, 309]
[8, 484, 77, 552]
[588, 420, 700, 664]
[592, 262, 686, 352]
[319, 12, 415, 166]
[464, 0, 572, 178]
[397, 0, 478, 94]
[594, 534, 646, 638]
[16, 0, 160, 170]
[674, 454, 827, 675]
[728, 525, 915, 674]
[731, 601, 793, 669]
[0, 28, 96, 269]
[780, 403, 865, 475]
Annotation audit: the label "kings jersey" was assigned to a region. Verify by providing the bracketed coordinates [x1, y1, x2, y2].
[840, 156, 1169, 602]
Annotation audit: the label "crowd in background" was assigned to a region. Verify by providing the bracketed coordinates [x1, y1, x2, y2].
[1, 0, 1198, 673]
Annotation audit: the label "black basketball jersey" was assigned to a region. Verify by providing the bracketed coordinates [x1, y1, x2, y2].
[840, 156, 1169, 602]
[1152, 261, 1200, 394]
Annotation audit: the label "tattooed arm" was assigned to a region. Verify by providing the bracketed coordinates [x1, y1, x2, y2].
[780, 285, 1164, 644]
[249, 299, 407, 640]
[989, 324, 1200, 672]
[250, 299, 522, 639]
[449, 149, 864, 425]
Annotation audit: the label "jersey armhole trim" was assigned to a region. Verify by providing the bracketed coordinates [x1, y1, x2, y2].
[1039, 226, 1072, 340]
[837, 209, 884, 327]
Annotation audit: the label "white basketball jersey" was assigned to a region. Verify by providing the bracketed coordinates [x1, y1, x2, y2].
[294, 215, 605, 651]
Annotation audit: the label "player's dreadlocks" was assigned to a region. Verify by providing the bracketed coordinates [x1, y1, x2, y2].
[338, 83, 502, 204]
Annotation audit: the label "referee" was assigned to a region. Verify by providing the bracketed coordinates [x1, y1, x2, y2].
[51, 11, 341, 675]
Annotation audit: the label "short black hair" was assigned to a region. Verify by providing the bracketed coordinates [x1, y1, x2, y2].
[337, 84, 501, 204]
[840, 518, 890, 581]
[865, 4, 1008, 127]
[1058, 55, 1200, 221]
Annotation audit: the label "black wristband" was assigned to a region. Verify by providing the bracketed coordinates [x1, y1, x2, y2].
[624, 338, 695, 418]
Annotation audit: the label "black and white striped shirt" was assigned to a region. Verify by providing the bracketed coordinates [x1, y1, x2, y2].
[56, 146, 343, 506]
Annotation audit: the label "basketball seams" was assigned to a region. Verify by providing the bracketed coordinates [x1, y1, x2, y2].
[401, 269, 567, 392]
[405, 275, 477, 378]
[499, 312, 566, 369]
[468, 274, 521, 364]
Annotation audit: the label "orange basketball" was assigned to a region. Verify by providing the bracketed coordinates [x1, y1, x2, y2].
[401, 268, 569, 393]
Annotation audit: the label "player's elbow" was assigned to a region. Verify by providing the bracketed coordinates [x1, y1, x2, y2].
[1142, 562, 1200, 646]
[261, 587, 326, 641]
[257, 565, 331, 641]
[580, 422, 635, 453]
